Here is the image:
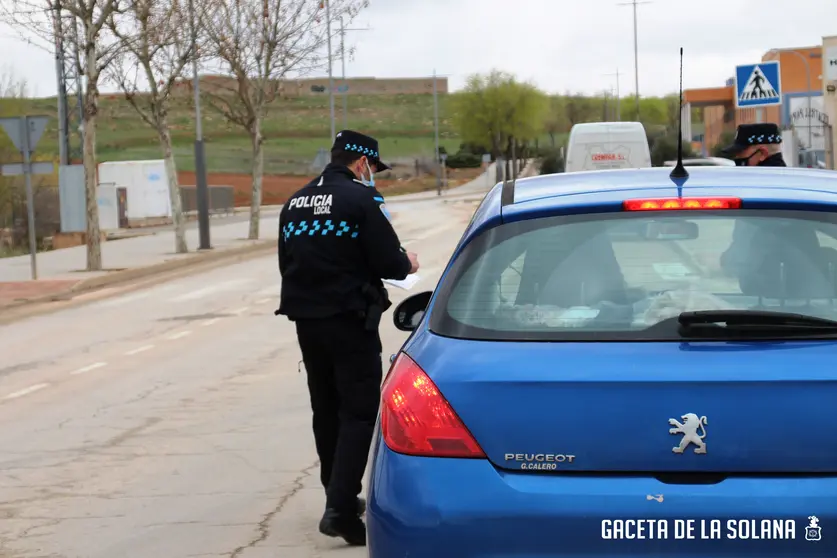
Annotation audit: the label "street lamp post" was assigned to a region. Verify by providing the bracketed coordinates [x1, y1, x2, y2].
[783, 50, 814, 150]
[188, 0, 210, 249]
[433, 69, 441, 194]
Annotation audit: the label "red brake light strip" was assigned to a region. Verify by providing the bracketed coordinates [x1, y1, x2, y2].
[623, 197, 741, 211]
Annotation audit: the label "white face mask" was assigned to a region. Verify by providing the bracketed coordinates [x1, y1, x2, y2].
[360, 158, 375, 187]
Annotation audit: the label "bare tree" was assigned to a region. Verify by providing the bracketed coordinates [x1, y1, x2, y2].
[0, 0, 123, 271]
[200, 0, 367, 240]
[107, 0, 195, 253]
[0, 66, 29, 99]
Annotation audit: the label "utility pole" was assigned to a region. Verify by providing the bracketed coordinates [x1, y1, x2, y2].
[52, 0, 84, 165]
[433, 69, 441, 193]
[604, 69, 621, 120]
[189, 0, 210, 249]
[325, 0, 335, 140]
[618, 0, 650, 120]
[338, 17, 371, 130]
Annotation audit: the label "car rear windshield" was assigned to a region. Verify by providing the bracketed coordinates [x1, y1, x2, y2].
[429, 209, 837, 341]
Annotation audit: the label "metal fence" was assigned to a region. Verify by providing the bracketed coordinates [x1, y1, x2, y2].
[179, 185, 235, 216]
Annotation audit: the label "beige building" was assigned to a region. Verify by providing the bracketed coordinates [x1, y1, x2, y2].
[683, 35, 836, 167]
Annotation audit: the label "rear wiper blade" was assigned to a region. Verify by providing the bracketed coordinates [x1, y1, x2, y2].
[678, 310, 837, 333]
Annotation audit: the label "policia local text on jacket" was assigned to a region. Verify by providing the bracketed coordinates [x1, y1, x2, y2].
[276, 131, 414, 546]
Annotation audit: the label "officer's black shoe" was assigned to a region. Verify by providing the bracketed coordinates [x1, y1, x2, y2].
[357, 497, 366, 516]
[319, 509, 367, 546]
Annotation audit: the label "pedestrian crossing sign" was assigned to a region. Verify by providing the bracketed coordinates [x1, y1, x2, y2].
[734, 61, 782, 108]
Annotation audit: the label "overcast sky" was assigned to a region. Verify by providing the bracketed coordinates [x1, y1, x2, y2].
[1, 0, 834, 99]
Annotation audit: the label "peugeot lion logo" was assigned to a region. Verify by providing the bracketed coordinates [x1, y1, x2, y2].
[668, 413, 708, 454]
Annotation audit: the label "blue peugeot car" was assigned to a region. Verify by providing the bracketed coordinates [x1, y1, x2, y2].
[367, 166, 837, 556]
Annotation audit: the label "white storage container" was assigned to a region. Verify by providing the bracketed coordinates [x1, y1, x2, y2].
[97, 160, 172, 220]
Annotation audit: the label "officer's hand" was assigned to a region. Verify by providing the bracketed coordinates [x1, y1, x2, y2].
[407, 252, 420, 274]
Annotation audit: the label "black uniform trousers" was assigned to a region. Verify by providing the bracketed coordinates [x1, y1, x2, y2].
[295, 313, 383, 514]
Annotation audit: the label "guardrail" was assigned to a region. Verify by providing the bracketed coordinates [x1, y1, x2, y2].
[179, 185, 234, 217]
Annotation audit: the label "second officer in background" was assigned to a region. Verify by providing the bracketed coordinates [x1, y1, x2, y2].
[720, 122, 787, 167]
[276, 130, 419, 546]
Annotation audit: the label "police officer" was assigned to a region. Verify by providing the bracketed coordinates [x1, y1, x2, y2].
[720, 122, 787, 166]
[276, 130, 419, 546]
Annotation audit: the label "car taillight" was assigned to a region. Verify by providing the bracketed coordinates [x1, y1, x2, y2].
[381, 353, 485, 458]
[623, 197, 741, 210]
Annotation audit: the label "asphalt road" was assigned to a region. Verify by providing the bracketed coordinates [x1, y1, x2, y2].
[0, 196, 481, 558]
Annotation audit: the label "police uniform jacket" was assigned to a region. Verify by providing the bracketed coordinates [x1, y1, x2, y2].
[277, 163, 412, 320]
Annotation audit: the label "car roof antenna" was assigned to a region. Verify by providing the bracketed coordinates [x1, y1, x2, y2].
[669, 47, 689, 182]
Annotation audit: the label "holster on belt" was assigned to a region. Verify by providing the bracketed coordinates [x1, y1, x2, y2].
[360, 283, 392, 331]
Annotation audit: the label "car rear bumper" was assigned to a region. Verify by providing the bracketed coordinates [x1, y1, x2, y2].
[367, 443, 837, 557]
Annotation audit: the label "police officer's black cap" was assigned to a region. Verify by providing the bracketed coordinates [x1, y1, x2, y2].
[721, 123, 783, 156]
[331, 130, 391, 171]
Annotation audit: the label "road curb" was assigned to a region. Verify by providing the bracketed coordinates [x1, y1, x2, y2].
[0, 239, 276, 314]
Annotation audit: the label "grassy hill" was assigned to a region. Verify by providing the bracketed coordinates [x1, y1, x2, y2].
[16, 93, 462, 175]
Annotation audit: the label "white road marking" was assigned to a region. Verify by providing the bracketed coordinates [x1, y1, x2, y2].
[70, 362, 107, 375]
[4, 383, 50, 400]
[125, 345, 154, 356]
[171, 279, 252, 302]
[201, 318, 220, 327]
[230, 306, 249, 315]
[167, 331, 192, 340]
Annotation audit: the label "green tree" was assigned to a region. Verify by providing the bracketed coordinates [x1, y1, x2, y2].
[562, 92, 599, 127]
[452, 70, 548, 160]
[650, 133, 697, 166]
[544, 95, 568, 147]
[663, 94, 681, 129]
[618, 97, 669, 127]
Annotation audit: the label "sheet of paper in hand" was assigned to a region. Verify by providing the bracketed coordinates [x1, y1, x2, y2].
[383, 274, 421, 290]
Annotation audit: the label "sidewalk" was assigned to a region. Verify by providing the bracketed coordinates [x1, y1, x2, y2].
[0, 214, 281, 308]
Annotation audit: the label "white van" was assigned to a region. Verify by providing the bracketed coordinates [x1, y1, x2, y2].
[564, 122, 652, 173]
